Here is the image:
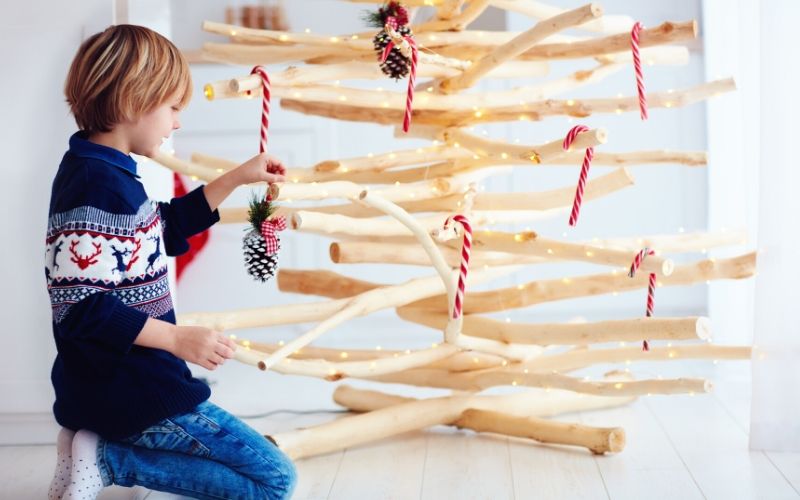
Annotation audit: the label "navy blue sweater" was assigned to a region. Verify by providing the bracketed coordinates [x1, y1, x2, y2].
[46, 132, 219, 439]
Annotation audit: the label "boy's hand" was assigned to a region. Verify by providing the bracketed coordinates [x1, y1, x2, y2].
[234, 153, 287, 186]
[170, 326, 237, 371]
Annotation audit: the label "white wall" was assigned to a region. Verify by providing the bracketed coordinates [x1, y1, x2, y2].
[0, 0, 114, 435]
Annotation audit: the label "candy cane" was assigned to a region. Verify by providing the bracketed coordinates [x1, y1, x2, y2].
[444, 215, 472, 319]
[380, 28, 418, 133]
[631, 22, 648, 120]
[563, 125, 595, 226]
[250, 66, 271, 154]
[629, 247, 656, 351]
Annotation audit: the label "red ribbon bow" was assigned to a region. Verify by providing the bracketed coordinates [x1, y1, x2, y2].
[260, 216, 287, 255]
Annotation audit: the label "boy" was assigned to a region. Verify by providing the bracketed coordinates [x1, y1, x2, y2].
[46, 24, 296, 499]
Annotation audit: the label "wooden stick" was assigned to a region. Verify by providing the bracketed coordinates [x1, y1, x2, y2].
[279, 78, 734, 126]
[414, 0, 490, 32]
[456, 409, 624, 454]
[332, 376, 637, 418]
[274, 380, 635, 459]
[438, 3, 603, 93]
[489, 0, 634, 34]
[177, 298, 350, 330]
[236, 342, 461, 380]
[215, 166, 632, 225]
[365, 367, 711, 396]
[443, 126, 606, 163]
[244, 339, 507, 372]
[406, 252, 756, 314]
[432, 229, 674, 275]
[396, 309, 712, 345]
[507, 344, 752, 374]
[331, 241, 547, 267]
[274, 253, 756, 313]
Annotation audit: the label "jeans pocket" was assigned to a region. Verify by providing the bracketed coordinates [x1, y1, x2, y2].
[123, 418, 211, 458]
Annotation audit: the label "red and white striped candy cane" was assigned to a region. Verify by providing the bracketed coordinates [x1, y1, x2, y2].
[631, 22, 648, 120]
[380, 32, 418, 133]
[629, 247, 656, 351]
[563, 125, 595, 226]
[251, 65, 271, 154]
[444, 215, 472, 319]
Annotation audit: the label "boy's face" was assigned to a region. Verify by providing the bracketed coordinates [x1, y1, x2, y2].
[128, 92, 183, 157]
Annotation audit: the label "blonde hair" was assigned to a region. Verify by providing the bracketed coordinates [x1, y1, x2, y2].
[64, 24, 192, 133]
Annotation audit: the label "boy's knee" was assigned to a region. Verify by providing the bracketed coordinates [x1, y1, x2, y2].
[257, 459, 296, 500]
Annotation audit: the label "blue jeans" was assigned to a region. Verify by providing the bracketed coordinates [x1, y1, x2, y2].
[96, 400, 297, 499]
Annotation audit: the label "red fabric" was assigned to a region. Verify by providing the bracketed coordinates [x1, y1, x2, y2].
[173, 172, 211, 282]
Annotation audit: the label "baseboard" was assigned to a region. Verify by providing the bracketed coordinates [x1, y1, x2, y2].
[0, 412, 60, 446]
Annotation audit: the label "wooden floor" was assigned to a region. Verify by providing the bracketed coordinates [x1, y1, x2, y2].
[3, 362, 798, 500]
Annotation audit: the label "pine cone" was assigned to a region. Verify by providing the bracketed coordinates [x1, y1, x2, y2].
[373, 25, 413, 80]
[243, 230, 280, 282]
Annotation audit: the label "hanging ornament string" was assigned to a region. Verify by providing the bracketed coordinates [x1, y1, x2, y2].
[444, 215, 472, 319]
[381, 22, 418, 133]
[631, 21, 648, 120]
[563, 125, 595, 226]
[629, 247, 656, 351]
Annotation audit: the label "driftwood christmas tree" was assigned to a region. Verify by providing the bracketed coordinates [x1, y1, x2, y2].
[153, 1, 754, 458]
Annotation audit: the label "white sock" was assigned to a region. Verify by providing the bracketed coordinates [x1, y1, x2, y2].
[48, 427, 75, 500]
[63, 429, 104, 499]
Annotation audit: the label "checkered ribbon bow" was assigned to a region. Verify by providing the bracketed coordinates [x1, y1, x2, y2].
[260, 216, 287, 254]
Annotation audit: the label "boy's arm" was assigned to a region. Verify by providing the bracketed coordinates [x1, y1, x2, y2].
[159, 153, 285, 257]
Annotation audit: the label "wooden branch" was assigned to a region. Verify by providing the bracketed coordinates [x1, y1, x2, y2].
[365, 367, 711, 396]
[149, 152, 220, 182]
[414, 0, 490, 32]
[438, 3, 603, 93]
[432, 228, 674, 275]
[507, 344, 752, 374]
[279, 78, 735, 126]
[597, 230, 748, 253]
[457, 409, 624, 454]
[406, 252, 756, 314]
[367, 366, 713, 396]
[331, 241, 546, 267]
[244, 339, 507, 372]
[275, 253, 756, 314]
[236, 341, 461, 380]
[397, 309, 711, 345]
[314, 145, 469, 172]
[274, 380, 635, 459]
[217, 166, 632, 225]
[436, 0, 467, 20]
[489, 0, 634, 34]
[331, 378, 636, 418]
[443, 126, 606, 163]
[178, 298, 350, 330]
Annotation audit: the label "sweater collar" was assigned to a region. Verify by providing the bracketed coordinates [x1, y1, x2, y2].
[68, 131, 140, 178]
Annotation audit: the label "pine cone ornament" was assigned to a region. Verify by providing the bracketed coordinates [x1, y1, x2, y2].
[373, 25, 413, 80]
[364, 2, 414, 80]
[243, 229, 280, 282]
[243, 191, 284, 282]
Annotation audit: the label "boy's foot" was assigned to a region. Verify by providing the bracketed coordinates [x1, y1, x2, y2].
[47, 427, 75, 500]
[63, 429, 104, 499]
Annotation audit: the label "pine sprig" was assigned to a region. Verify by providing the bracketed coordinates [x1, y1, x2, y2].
[247, 191, 277, 233]
[362, 2, 410, 28]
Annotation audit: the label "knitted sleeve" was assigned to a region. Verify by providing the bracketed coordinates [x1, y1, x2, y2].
[45, 201, 150, 354]
[157, 185, 221, 257]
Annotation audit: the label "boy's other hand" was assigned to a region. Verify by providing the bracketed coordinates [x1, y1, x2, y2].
[234, 153, 287, 186]
[171, 326, 237, 371]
